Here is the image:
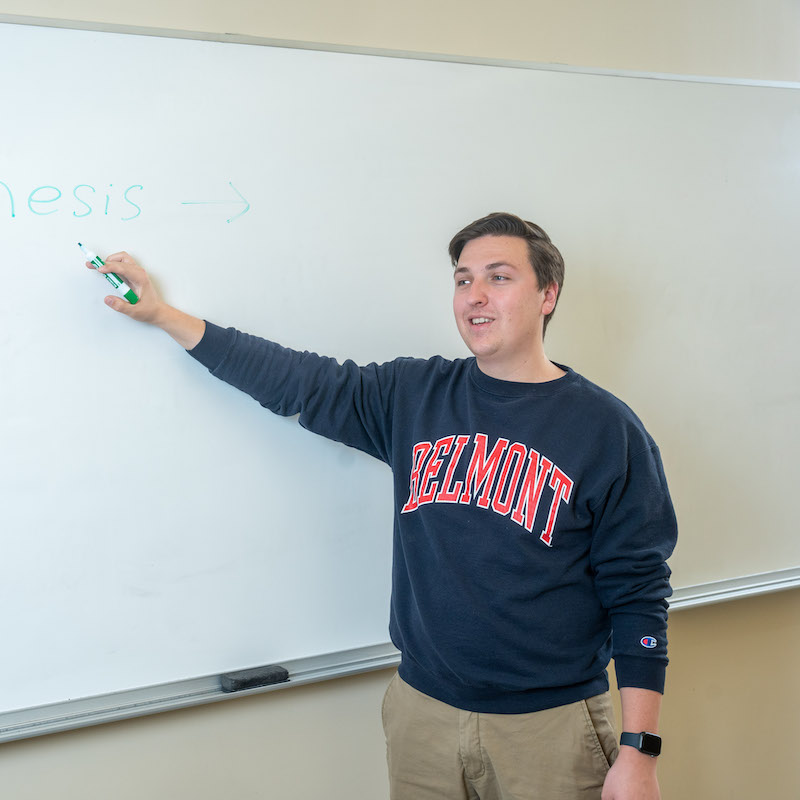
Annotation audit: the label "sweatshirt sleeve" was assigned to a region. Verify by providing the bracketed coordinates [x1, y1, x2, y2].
[589, 444, 678, 694]
[187, 321, 396, 463]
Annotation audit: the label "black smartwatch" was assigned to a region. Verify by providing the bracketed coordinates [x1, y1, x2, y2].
[620, 731, 662, 757]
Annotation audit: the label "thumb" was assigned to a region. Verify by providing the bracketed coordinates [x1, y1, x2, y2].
[104, 295, 135, 315]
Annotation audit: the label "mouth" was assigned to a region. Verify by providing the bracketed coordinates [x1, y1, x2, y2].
[470, 317, 492, 326]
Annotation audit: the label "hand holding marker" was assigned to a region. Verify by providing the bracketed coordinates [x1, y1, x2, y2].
[79, 243, 139, 305]
[82, 248, 205, 347]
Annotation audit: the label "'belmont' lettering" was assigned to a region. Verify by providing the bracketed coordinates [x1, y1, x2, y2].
[510, 449, 554, 533]
[401, 441, 432, 513]
[401, 432, 574, 545]
[540, 467, 574, 546]
[460, 434, 509, 509]
[435, 434, 470, 503]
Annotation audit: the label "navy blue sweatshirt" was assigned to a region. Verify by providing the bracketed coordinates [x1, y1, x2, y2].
[190, 322, 677, 714]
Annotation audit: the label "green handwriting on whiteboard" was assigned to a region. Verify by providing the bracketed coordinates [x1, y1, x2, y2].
[180, 181, 250, 224]
[1, 180, 251, 223]
[0, 181, 142, 222]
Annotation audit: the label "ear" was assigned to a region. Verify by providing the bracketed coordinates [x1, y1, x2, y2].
[541, 283, 559, 316]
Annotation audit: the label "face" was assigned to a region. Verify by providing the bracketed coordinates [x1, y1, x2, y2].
[453, 235, 558, 379]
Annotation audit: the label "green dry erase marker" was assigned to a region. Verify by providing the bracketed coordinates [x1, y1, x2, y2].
[79, 243, 139, 305]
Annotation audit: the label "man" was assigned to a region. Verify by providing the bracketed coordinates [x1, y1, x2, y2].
[91, 212, 677, 799]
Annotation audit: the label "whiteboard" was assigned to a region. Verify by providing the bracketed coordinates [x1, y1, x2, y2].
[1, 22, 798, 717]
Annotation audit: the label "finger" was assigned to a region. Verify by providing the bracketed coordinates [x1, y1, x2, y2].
[104, 251, 136, 264]
[98, 257, 146, 286]
[104, 295, 136, 316]
[85, 252, 134, 271]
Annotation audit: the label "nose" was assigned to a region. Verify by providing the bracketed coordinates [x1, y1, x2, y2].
[466, 279, 487, 306]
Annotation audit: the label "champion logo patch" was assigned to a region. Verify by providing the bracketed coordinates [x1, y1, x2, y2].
[640, 636, 658, 649]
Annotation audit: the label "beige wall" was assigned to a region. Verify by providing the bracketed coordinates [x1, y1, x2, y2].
[1, 0, 799, 81]
[657, 591, 800, 797]
[1, 2, 798, 797]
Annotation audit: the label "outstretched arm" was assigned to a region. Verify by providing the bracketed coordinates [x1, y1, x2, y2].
[87, 251, 205, 350]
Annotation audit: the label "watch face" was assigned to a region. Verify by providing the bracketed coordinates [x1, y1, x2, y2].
[640, 733, 662, 756]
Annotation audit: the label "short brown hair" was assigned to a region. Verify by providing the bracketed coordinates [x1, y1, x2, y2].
[449, 212, 565, 336]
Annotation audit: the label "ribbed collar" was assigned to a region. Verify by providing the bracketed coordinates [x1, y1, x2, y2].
[468, 359, 579, 398]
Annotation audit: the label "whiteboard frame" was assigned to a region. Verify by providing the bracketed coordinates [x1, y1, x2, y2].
[1, 16, 798, 743]
[1, 568, 798, 743]
[1, 13, 799, 89]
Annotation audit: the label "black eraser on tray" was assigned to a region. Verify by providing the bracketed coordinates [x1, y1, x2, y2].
[220, 664, 290, 693]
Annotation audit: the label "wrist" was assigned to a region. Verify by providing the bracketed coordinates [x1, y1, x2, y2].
[154, 303, 187, 336]
[619, 730, 662, 758]
[156, 305, 205, 350]
[615, 743, 659, 770]
[151, 301, 174, 329]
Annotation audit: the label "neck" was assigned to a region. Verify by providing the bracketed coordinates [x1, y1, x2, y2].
[476, 353, 566, 384]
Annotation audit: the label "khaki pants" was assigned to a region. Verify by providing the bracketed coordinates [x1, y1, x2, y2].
[382, 673, 618, 800]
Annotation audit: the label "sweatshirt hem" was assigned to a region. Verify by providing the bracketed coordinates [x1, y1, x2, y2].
[398, 659, 610, 714]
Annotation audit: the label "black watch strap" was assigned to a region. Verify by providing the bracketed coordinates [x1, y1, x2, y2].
[620, 731, 662, 757]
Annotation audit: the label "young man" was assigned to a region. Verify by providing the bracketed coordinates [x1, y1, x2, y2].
[92, 212, 677, 800]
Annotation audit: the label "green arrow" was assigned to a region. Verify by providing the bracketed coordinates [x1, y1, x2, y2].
[181, 181, 250, 223]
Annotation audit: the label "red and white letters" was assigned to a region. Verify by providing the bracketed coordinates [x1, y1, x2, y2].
[401, 432, 574, 546]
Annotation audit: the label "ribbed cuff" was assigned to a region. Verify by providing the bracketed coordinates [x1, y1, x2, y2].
[187, 321, 235, 370]
[614, 655, 666, 694]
